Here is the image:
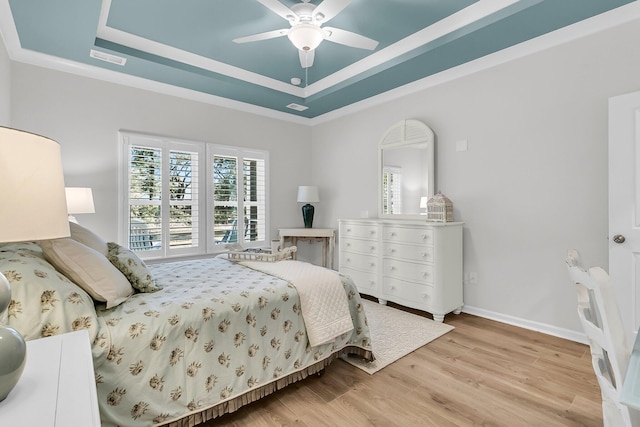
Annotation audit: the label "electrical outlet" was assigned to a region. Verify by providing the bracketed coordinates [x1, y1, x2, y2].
[469, 272, 478, 285]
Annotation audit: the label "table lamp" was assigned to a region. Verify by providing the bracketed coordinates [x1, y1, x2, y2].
[0, 126, 70, 401]
[420, 196, 428, 215]
[297, 186, 319, 228]
[65, 187, 95, 223]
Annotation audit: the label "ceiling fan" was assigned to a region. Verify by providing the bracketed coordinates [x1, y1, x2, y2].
[233, 0, 379, 69]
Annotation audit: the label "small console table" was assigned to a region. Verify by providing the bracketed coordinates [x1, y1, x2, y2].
[279, 228, 335, 269]
[0, 329, 100, 426]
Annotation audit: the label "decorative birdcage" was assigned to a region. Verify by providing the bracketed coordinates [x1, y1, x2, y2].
[427, 192, 454, 222]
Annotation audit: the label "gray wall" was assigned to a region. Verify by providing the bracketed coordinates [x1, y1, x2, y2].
[0, 31, 10, 126]
[310, 17, 640, 338]
[10, 65, 312, 243]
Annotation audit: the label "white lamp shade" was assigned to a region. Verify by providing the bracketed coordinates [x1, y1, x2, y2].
[65, 187, 95, 214]
[297, 186, 320, 203]
[0, 127, 70, 242]
[288, 24, 324, 51]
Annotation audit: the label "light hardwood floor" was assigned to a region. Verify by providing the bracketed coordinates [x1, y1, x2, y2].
[204, 301, 602, 427]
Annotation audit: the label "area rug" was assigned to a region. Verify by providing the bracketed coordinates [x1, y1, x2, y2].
[343, 299, 455, 375]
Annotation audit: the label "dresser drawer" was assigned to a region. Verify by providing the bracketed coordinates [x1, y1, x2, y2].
[382, 277, 433, 306]
[341, 267, 378, 295]
[341, 252, 377, 273]
[338, 219, 463, 322]
[384, 243, 433, 263]
[383, 226, 433, 245]
[340, 222, 378, 240]
[341, 237, 378, 255]
[383, 258, 433, 284]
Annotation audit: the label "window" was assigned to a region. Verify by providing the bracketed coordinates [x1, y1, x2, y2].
[210, 147, 266, 246]
[382, 166, 403, 214]
[121, 133, 268, 258]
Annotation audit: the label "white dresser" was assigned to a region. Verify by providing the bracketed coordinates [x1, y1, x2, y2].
[339, 219, 463, 322]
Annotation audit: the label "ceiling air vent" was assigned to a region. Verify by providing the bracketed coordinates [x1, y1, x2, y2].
[89, 49, 127, 66]
[286, 103, 308, 112]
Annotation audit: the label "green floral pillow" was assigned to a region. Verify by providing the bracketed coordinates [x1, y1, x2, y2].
[106, 242, 162, 293]
[0, 242, 100, 341]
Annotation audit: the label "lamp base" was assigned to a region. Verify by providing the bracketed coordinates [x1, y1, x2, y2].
[0, 273, 26, 401]
[301, 203, 315, 228]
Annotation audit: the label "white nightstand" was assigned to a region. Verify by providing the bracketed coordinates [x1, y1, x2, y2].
[0, 329, 100, 426]
[279, 228, 335, 269]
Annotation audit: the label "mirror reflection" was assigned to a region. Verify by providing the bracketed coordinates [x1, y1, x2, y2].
[379, 120, 434, 218]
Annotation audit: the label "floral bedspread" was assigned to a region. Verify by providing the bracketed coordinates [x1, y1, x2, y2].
[0, 243, 371, 427]
[93, 257, 371, 426]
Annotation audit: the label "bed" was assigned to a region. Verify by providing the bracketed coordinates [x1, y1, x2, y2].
[0, 227, 373, 426]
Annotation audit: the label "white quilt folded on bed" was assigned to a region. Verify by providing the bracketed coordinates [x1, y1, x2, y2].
[240, 260, 354, 347]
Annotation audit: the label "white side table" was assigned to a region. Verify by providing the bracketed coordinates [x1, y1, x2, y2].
[0, 329, 100, 426]
[279, 228, 335, 269]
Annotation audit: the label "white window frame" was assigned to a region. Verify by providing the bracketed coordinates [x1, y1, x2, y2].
[119, 132, 269, 259]
[206, 145, 269, 252]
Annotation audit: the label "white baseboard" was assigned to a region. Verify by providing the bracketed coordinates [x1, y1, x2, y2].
[461, 305, 588, 345]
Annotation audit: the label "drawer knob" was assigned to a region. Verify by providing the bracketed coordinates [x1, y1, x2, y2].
[420, 252, 427, 258]
[422, 235, 428, 240]
[390, 249, 395, 253]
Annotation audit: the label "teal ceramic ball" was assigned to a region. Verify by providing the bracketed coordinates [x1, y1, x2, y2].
[0, 274, 27, 402]
[0, 273, 10, 313]
[0, 326, 27, 401]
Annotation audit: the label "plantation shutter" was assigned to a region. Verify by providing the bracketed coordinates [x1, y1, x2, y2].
[212, 148, 267, 246]
[212, 154, 239, 244]
[124, 136, 204, 257]
[128, 144, 162, 252]
[243, 156, 266, 242]
[169, 149, 199, 250]
[383, 166, 403, 214]
[121, 132, 268, 258]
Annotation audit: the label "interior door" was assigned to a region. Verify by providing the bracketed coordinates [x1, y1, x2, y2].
[609, 90, 640, 345]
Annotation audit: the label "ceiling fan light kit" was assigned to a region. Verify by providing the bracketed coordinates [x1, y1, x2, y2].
[288, 23, 324, 51]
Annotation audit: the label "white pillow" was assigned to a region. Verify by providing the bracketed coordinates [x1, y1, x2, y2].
[69, 221, 108, 255]
[39, 238, 133, 308]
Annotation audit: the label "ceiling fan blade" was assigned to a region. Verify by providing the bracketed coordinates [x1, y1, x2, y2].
[313, 0, 351, 24]
[256, 0, 297, 23]
[233, 29, 288, 44]
[323, 27, 378, 50]
[299, 49, 315, 68]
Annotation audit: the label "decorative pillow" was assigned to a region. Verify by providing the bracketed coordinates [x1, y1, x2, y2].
[0, 242, 100, 341]
[69, 221, 108, 256]
[106, 242, 162, 293]
[39, 238, 133, 308]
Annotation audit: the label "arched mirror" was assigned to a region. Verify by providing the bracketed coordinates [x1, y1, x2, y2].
[378, 119, 435, 218]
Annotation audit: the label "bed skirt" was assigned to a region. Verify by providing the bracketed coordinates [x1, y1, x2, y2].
[162, 346, 373, 427]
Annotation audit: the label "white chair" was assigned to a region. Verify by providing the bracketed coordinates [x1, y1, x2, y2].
[566, 249, 637, 426]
